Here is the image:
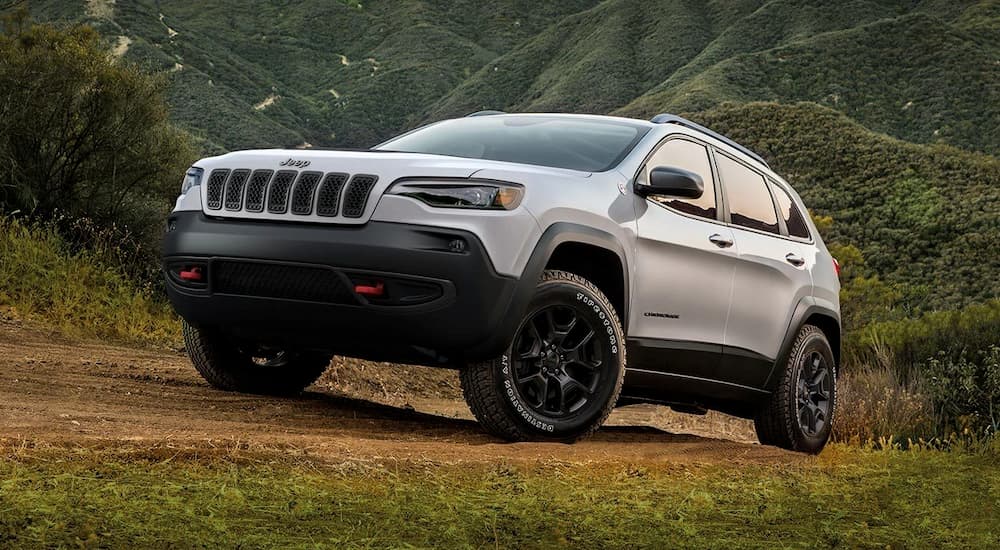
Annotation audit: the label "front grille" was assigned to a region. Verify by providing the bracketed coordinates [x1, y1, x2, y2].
[290, 171, 323, 215]
[244, 170, 273, 213]
[204, 167, 378, 221]
[316, 173, 349, 217]
[343, 175, 378, 218]
[206, 169, 230, 210]
[212, 260, 355, 304]
[266, 170, 298, 214]
[224, 169, 250, 211]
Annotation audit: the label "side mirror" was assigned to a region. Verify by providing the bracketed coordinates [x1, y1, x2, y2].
[636, 166, 704, 199]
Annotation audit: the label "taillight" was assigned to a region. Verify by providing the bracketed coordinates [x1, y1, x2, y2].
[832, 258, 841, 278]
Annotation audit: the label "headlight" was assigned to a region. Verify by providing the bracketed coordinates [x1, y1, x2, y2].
[180, 167, 204, 195]
[387, 181, 524, 210]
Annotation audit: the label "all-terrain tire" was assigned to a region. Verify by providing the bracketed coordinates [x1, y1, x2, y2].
[460, 270, 626, 442]
[754, 324, 837, 453]
[182, 320, 330, 396]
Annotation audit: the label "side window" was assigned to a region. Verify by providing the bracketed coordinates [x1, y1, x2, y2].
[641, 138, 717, 220]
[716, 153, 779, 235]
[770, 181, 811, 239]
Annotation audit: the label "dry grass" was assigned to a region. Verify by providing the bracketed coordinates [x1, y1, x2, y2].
[834, 363, 936, 444]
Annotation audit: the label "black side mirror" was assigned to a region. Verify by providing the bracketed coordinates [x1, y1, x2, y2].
[636, 166, 704, 199]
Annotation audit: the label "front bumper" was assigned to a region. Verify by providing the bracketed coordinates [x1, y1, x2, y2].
[162, 211, 521, 364]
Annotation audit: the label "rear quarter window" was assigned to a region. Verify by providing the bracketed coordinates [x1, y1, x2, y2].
[716, 153, 780, 235]
[770, 181, 811, 239]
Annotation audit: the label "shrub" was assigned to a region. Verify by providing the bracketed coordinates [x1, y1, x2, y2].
[0, 12, 195, 282]
[924, 346, 1000, 438]
[846, 300, 1000, 379]
[0, 216, 179, 346]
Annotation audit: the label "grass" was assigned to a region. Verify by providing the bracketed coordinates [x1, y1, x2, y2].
[1, 443, 998, 548]
[0, 217, 179, 347]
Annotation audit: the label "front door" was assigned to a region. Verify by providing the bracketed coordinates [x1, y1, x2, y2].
[630, 137, 738, 380]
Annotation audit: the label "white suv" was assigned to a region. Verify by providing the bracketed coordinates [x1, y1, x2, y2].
[163, 112, 841, 453]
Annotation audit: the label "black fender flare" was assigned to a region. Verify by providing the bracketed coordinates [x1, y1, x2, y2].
[763, 297, 841, 391]
[468, 222, 630, 359]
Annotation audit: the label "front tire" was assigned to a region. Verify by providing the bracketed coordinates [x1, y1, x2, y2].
[182, 320, 331, 396]
[754, 324, 837, 453]
[460, 270, 626, 442]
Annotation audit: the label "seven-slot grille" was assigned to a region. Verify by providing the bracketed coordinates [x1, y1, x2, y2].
[205, 168, 378, 220]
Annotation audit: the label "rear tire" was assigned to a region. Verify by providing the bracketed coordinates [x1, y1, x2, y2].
[460, 270, 625, 442]
[182, 320, 331, 396]
[754, 324, 836, 453]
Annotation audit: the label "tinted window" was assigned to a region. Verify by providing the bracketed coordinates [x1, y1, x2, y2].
[375, 116, 649, 172]
[716, 153, 779, 234]
[641, 138, 717, 220]
[770, 181, 811, 239]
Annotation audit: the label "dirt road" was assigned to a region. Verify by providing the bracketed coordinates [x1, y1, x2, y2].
[0, 319, 800, 465]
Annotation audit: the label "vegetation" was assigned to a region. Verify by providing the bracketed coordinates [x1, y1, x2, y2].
[2, 444, 999, 548]
[0, 2, 996, 446]
[12, 1, 997, 155]
[0, 12, 195, 278]
[0, 216, 179, 346]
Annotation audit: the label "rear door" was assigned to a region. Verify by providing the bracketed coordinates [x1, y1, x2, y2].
[714, 151, 814, 388]
[630, 137, 738, 379]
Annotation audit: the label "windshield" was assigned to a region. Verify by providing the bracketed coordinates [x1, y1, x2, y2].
[375, 115, 650, 172]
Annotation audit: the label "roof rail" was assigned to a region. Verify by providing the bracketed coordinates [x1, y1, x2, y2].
[650, 113, 769, 168]
[466, 110, 506, 117]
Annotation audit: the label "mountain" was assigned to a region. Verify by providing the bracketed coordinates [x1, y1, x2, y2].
[9, 0, 1000, 312]
[430, 0, 999, 156]
[18, 0, 1000, 155]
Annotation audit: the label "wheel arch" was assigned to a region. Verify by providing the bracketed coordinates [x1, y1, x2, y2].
[544, 241, 627, 325]
[764, 299, 841, 391]
[470, 222, 630, 359]
[529, 223, 629, 326]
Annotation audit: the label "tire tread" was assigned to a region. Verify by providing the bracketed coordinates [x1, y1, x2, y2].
[460, 270, 625, 442]
[754, 324, 834, 453]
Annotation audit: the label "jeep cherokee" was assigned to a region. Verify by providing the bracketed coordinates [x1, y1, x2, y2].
[163, 112, 841, 453]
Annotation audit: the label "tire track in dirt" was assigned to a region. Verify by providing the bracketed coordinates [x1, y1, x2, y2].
[0, 320, 801, 465]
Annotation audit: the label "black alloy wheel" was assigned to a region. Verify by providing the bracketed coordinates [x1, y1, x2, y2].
[754, 324, 837, 454]
[459, 270, 626, 442]
[796, 350, 832, 436]
[511, 305, 605, 418]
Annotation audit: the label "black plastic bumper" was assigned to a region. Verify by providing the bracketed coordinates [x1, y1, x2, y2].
[162, 211, 521, 365]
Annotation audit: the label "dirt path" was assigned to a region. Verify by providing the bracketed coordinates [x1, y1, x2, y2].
[0, 320, 800, 466]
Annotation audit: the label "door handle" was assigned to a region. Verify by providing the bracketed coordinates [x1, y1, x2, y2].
[709, 234, 734, 248]
[785, 253, 806, 267]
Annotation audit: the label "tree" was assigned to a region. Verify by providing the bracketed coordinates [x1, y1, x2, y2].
[0, 11, 194, 242]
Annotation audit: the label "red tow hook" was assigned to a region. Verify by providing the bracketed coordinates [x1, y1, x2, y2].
[354, 282, 385, 297]
[179, 266, 204, 282]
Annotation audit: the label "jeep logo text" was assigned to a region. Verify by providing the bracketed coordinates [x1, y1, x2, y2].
[279, 158, 311, 168]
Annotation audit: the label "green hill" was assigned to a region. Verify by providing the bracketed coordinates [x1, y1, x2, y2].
[18, 0, 1000, 155]
[8, 0, 999, 312]
[432, 0, 999, 156]
[690, 102, 1000, 312]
